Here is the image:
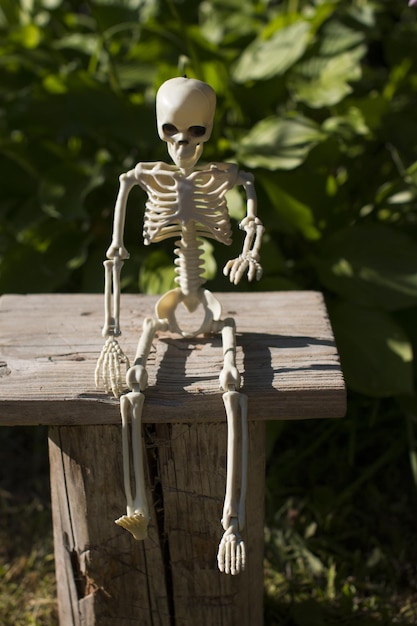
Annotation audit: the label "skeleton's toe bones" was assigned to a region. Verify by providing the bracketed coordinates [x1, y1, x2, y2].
[217, 518, 246, 575]
[115, 512, 149, 541]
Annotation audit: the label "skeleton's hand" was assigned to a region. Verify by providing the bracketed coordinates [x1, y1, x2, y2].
[217, 521, 246, 575]
[95, 336, 130, 397]
[223, 216, 264, 285]
[223, 252, 262, 284]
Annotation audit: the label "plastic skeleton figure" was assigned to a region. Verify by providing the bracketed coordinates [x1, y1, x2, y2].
[95, 77, 264, 576]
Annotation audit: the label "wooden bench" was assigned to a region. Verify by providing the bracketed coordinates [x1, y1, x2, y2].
[0, 292, 346, 626]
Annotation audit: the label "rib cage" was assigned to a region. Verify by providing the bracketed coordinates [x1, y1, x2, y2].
[135, 161, 239, 246]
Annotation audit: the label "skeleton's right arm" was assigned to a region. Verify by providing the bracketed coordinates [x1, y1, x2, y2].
[106, 169, 137, 260]
[102, 168, 138, 338]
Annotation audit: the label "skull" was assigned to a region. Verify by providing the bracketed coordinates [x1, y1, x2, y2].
[156, 77, 216, 172]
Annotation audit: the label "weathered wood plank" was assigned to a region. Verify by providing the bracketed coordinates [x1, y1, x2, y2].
[48, 421, 265, 626]
[49, 425, 171, 626]
[155, 421, 265, 626]
[0, 292, 346, 425]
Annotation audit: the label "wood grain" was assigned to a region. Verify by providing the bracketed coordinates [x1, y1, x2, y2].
[48, 421, 265, 625]
[0, 292, 346, 425]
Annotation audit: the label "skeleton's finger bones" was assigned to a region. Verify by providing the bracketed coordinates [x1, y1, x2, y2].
[95, 336, 130, 397]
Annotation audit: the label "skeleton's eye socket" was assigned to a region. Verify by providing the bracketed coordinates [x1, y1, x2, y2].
[189, 126, 206, 138]
[162, 123, 178, 136]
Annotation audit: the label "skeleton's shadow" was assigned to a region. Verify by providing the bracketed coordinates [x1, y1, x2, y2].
[152, 331, 339, 395]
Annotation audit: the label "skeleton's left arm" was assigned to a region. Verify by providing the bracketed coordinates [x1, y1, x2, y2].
[223, 170, 265, 285]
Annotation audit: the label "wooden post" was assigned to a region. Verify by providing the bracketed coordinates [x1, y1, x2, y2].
[0, 293, 345, 625]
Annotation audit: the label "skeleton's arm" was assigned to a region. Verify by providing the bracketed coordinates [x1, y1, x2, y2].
[223, 171, 265, 285]
[102, 169, 137, 337]
[95, 169, 138, 397]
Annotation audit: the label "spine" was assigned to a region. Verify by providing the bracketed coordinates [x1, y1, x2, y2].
[174, 223, 206, 296]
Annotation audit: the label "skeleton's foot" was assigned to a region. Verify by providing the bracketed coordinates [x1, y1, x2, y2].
[115, 511, 149, 541]
[217, 518, 246, 575]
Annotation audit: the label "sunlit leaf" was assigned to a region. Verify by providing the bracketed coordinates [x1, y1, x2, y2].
[232, 20, 310, 82]
[43, 74, 68, 94]
[258, 174, 321, 239]
[319, 20, 366, 56]
[53, 34, 99, 56]
[289, 46, 366, 108]
[237, 115, 325, 170]
[322, 106, 370, 140]
[199, 0, 259, 45]
[10, 24, 42, 49]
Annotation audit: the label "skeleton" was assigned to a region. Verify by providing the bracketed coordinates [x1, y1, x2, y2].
[95, 77, 264, 575]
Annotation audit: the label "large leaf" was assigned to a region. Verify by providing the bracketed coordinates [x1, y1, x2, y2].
[288, 46, 366, 108]
[258, 173, 321, 240]
[199, 0, 260, 45]
[328, 301, 413, 397]
[232, 20, 310, 83]
[314, 224, 417, 311]
[237, 115, 325, 171]
[318, 19, 366, 56]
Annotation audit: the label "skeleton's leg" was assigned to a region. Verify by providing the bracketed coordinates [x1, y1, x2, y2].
[218, 390, 248, 575]
[215, 318, 248, 575]
[115, 317, 167, 540]
[115, 391, 149, 540]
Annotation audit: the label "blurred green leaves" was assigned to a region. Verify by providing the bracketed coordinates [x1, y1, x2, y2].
[315, 224, 417, 311]
[288, 46, 365, 108]
[328, 301, 413, 397]
[232, 20, 311, 82]
[0, 0, 417, 401]
[237, 115, 325, 171]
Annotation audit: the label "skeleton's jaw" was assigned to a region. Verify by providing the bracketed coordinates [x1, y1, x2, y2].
[168, 142, 203, 174]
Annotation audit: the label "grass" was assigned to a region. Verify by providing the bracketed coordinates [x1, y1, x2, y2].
[264, 394, 417, 625]
[1, 394, 416, 625]
[0, 428, 58, 626]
